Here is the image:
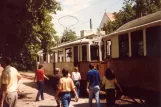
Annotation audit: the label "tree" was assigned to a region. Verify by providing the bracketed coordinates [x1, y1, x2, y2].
[102, 2, 135, 34]
[16, 0, 61, 70]
[102, 0, 161, 34]
[61, 29, 77, 43]
[125, 0, 161, 17]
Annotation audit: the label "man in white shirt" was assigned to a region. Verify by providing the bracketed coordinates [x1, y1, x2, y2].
[0, 57, 21, 107]
[71, 67, 81, 98]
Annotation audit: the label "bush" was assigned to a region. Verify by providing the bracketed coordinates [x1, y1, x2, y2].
[11, 62, 27, 71]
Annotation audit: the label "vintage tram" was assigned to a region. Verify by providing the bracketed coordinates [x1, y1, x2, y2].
[37, 11, 161, 104]
[37, 36, 106, 96]
[102, 10, 161, 105]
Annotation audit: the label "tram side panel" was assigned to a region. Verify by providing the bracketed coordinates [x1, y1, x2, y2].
[103, 25, 161, 105]
[55, 62, 74, 75]
[78, 61, 107, 97]
[108, 57, 160, 104]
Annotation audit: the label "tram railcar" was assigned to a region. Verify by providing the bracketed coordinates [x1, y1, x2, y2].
[102, 11, 161, 105]
[37, 11, 161, 104]
[37, 37, 106, 96]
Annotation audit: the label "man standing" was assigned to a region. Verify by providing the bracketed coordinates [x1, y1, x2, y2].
[34, 64, 49, 101]
[53, 68, 62, 107]
[0, 57, 21, 107]
[86, 64, 101, 107]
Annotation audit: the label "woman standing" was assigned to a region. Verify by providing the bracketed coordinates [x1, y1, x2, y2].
[72, 67, 81, 97]
[34, 64, 49, 101]
[55, 68, 78, 107]
[101, 68, 123, 106]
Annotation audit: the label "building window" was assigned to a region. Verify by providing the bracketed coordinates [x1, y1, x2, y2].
[65, 48, 72, 62]
[90, 45, 99, 60]
[146, 25, 161, 57]
[131, 30, 144, 57]
[106, 40, 111, 57]
[119, 33, 129, 57]
[82, 45, 87, 61]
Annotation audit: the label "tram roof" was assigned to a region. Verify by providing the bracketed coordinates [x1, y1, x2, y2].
[53, 38, 90, 49]
[102, 11, 161, 39]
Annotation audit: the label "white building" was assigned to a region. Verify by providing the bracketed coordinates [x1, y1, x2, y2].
[99, 12, 115, 30]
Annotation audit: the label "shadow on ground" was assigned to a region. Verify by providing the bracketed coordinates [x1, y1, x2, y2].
[21, 74, 35, 80]
[22, 81, 55, 96]
[73, 103, 159, 107]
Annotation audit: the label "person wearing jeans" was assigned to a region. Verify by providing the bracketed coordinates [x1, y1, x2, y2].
[34, 64, 49, 101]
[86, 64, 101, 107]
[55, 68, 78, 107]
[36, 81, 44, 101]
[72, 67, 81, 98]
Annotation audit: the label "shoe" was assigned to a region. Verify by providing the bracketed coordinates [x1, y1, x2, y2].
[35, 99, 40, 102]
[75, 97, 79, 102]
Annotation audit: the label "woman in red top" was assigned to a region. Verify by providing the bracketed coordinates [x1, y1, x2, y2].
[34, 64, 49, 101]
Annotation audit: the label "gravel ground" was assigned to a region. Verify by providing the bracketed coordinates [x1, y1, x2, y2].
[17, 72, 158, 107]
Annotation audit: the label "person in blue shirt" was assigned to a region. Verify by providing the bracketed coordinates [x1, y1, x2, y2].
[86, 64, 101, 107]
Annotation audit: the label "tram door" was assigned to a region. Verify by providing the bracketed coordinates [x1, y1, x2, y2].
[74, 46, 78, 66]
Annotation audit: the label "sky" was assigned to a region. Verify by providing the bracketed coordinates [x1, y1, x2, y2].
[52, 0, 125, 37]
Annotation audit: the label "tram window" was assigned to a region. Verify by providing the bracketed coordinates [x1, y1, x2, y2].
[106, 40, 111, 57]
[101, 45, 105, 60]
[90, 45, 99, 60]
[131, 30, 144, 57]
[146, 25, 161, 57]
[65, 48, 72, 62]
[74, 46, 78, 62]
[58, 56, 60, 62]
[37, 55, 39, 62]
[119, 33, 129, 57]
[82, 45, 87, 61]
[43, 53, 46, 62]
[58, 51, 64, 62]
[40, 55, 43, 63]
[54, 52, 58, 62]
[50, 54, 53, 63]
[62, 57, 64, 62]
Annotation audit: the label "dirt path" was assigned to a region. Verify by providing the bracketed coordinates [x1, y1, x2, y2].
[17, 72, 156, 107]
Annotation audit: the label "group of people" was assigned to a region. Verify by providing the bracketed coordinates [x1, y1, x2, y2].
[34, 65, 81, 107]
[87, 64, 123, 107]
[0, 56, 122, 107]
[48, 63, 122, 107]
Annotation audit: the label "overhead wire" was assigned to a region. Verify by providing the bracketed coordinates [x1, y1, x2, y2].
[57, 0, 122, 34]
[69, 0, 121, 30]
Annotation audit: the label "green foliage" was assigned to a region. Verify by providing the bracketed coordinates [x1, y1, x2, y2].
[126, 0, 161, 17]
[61, 29, 77, 43]
[11, 62, 27, 71]
[102, 0, 161, 34]
[16, 0, 61, 70]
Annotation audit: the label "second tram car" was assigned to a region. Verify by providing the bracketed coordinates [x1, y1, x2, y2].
[102, 11, 161, 105]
